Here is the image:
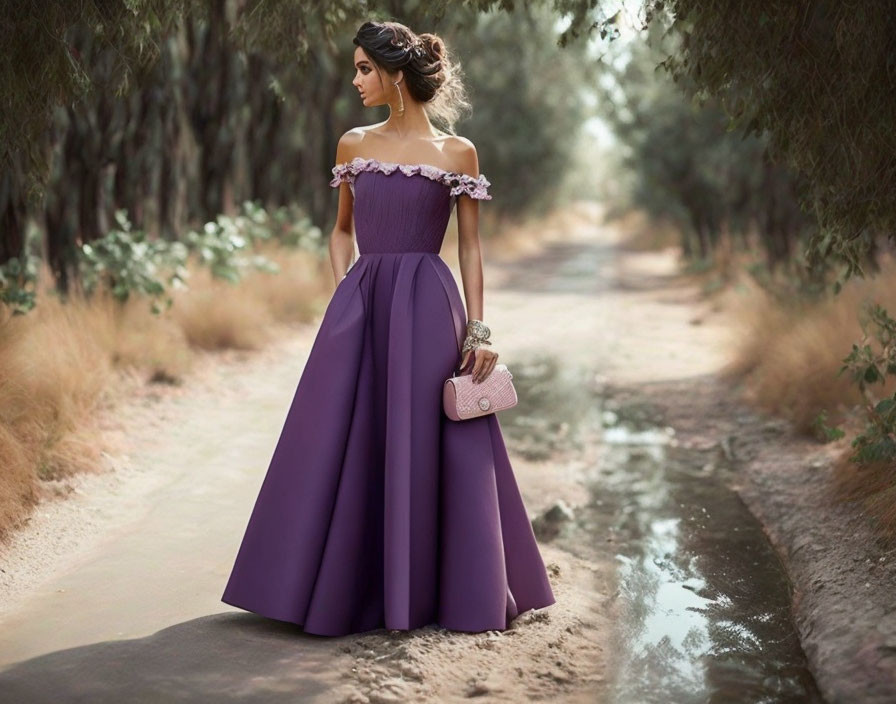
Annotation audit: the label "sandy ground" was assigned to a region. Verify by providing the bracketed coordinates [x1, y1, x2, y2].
[0, 202, 745, 702]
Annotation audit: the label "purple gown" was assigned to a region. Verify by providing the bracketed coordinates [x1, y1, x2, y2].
[220, 156, 556, 636]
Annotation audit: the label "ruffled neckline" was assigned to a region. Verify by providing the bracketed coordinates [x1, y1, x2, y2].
[330, 156, 492, 200]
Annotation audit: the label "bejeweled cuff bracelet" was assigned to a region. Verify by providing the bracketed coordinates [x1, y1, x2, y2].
[462, 319, 492, 354]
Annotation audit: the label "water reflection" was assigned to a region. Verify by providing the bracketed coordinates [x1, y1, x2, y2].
[505, 356, 824, 703]
[500, 355, 598, 461]
[594, 404, 823, 704]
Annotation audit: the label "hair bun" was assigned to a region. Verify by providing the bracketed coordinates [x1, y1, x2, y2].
[418, 33, 444, 61]
[352, 21, 470, 132]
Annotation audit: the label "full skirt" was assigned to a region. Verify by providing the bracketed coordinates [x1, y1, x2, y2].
[221, 251, 556, 636]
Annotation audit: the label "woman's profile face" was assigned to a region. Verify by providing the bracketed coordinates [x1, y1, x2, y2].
[353, 47, 401, 107]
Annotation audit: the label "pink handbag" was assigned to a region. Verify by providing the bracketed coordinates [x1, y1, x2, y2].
[443, 354, 518, 421]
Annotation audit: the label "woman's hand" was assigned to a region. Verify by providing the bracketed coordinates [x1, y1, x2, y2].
[460, 346, 499, 384]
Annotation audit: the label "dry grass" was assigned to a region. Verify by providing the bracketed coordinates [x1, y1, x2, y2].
[0, 292, 114, 540]
[172, 271, 276, 351]
[244, 242, 331, 324]
[723, 259, 896, 434]
[0, 245, 330, 542]
[612, 210, 681, 252]
[830, 454, 896, 547]
[714, 248, 896, 544]
[88, 292, 194, 382]
[0, 420, 35, 542]
[475, 200, 606, 265]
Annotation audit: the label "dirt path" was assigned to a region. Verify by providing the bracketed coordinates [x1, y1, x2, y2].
[0, 203, 745, 702]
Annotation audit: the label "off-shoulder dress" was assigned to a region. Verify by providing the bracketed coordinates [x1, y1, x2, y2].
[221, 156, 556, 636]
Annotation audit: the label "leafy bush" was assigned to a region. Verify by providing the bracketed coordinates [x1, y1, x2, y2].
[0, 254, 39, 315]
[811, 409, 846, 444]
[79, 210, 189, 314]
[183, 200, 323, 283]
[184, 220, 270, 284]
[263, 203, 326, 254]
[12, 201, 327, 317]
[229, 200, 325, 253]
[838, 302, 896, 463]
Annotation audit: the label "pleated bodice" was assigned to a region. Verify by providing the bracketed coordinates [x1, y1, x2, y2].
[329, 157, 492, 254]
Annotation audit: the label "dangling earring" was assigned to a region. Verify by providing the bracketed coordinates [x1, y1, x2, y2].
[392, 80, 405, 115]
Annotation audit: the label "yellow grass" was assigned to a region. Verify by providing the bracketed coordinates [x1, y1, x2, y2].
[472, 200, 606, 266]
[0, 293, 114, 540]
[171, 245, 330, 352]
[612, 210, 682, 252]
[713, 247, 896, 544]
[830, 454, 896, 547]
[0, 245, 330, 542]
[723, 258, 896, 433]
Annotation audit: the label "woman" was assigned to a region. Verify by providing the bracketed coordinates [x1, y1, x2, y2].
[221, 19, 555, 636]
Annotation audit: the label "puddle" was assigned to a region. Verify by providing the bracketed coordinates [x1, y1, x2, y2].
[499, 355, 597, 461]
[505, 356, 824, 703]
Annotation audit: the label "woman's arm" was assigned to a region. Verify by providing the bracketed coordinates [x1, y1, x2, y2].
[329, 135, 356, 285]
[455, 140, 498, 383]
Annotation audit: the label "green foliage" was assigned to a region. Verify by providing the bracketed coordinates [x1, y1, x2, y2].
[811, 409, 845, 443]
[683, 257, 713, 275]
[184, 222, 274, 285]
[238, 200, 326, 254]
[565, 0, 896, 286]
[435, 3, 595, 218]
[838, 302, 896, 463]
[743, 260, 829, 307]
[4, 0, 588, 293]
[183, 200, 325, 284]
[0, 255, 39, 316]
[1, 1, 188, 199]
[79, 210, 189, 314]
[594, 21, 815, 270]
[560, 1, 896, 473]
[14, 200, 324, 317]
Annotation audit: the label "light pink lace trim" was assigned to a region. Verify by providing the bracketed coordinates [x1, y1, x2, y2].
[329, 156, 492, 200]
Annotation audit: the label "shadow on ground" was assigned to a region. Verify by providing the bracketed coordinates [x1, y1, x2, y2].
[0, 614, 348, 703]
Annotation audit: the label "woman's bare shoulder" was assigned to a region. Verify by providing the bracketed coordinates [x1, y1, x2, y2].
[334, 124, 391, 163]
[444, 135, 481, 179]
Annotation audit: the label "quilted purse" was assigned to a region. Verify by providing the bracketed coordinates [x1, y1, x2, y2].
[443, 354, 518, 421]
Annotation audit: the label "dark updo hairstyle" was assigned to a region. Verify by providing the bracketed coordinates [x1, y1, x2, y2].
[352, 20, 471, 135]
